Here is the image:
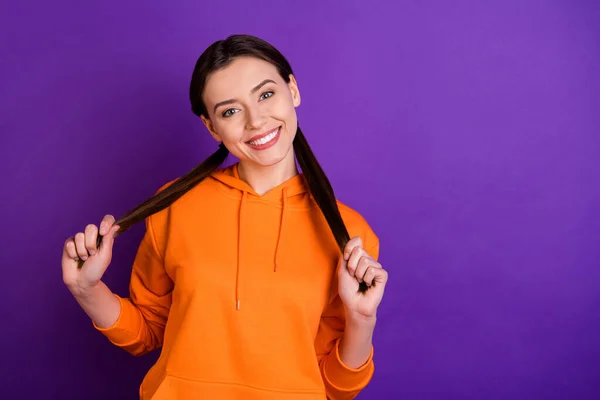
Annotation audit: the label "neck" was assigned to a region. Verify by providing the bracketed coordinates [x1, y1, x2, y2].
[238, 151, 298, 196]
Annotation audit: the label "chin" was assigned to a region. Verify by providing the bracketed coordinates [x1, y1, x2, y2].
[248, 144, 294, 168]
[253, 154, 289, 167]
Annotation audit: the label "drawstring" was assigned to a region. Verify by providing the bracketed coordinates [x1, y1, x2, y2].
[237, 186, 288, 309]
[219, 163, 303, 310]
[236, 191, 247, 310]
[274, 188, 288, 272]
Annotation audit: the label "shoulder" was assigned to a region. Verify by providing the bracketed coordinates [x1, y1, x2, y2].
[154, 173, 219, 202]
[142, 177, 180, 241]
[336, 200, 380, 258]
[156, 177, 179, 194]
[143, 175, 220, 254]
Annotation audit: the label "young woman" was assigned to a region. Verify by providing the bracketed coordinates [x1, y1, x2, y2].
[62, 34, 388, 400]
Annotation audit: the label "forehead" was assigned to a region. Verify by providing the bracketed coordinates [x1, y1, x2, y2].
[204, 56, 281, 99]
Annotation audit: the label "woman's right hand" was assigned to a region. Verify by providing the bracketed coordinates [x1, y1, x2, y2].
[62, 214, 120, 296]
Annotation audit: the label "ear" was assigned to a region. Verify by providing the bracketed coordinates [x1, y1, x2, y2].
[201, 115, 222, 143]
[288, 74, 301, 107]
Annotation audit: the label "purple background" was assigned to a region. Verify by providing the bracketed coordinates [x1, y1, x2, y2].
[1, 1, 599, 399]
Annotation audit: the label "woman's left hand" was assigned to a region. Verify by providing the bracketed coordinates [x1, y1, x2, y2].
[338, 236, 388, 321]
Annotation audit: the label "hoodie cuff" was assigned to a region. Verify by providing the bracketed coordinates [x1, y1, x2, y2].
[93, 295, 143, 346]
[323, 337, 375, 391]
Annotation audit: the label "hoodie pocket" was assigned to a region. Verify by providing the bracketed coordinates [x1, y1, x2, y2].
[145, 374, 326, 399]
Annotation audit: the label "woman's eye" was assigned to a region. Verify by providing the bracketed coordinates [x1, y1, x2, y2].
[222, 92, 272, 117]
[222, 109, 238, 118]
[260, 91, 274, 100]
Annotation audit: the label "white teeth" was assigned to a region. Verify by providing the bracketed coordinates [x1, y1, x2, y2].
[249, 128, 279, 146]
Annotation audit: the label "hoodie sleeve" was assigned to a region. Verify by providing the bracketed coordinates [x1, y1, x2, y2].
[93, 212, 173, 356]
[315, 230, 380, 400]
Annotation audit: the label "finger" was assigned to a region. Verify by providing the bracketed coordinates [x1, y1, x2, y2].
[99, 214, 116, 236]
[74, 232, 89, 261]
[62, 237, 79, 284]
[362, 261, 383, 286]
[369, 267, 388, 286]
[63, 237, 79, 262]
[84, 224, 99, 256]
[343, 236, 363, 260]
[347, 246, 368, 277]
[354, 255, 373, 283]
[99, 224, 120, 252]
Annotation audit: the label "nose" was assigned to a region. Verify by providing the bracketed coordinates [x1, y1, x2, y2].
[245, 105, 266, 130]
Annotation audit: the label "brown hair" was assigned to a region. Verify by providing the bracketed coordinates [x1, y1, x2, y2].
[83, 34, 369, 292]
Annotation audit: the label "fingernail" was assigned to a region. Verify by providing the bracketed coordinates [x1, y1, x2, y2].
[89, 250, 96, 256]
[81, 256, 88, 261]
[344, 253, 349, 260]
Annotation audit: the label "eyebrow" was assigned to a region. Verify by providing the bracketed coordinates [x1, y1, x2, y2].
[213, 79, 277, 114]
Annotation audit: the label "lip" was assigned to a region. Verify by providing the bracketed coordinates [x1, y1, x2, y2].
[246, 127, 280, 143]
[245, 126, 281, 151]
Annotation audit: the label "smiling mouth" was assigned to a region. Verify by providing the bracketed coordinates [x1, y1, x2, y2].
[246, 127, 281, 146]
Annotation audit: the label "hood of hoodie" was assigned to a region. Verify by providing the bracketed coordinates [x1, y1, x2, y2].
[209, 163, 313, 310]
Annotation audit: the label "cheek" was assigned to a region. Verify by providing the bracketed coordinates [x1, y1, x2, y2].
[214, 120, 245, 143]
[272, 99, 297, 128]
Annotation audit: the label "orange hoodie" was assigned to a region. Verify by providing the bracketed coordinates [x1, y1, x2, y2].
[95, 163, 380, 399]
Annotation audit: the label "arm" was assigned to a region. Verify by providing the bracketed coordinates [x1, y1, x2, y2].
[315, 236, 381, 400]
[72, 281, 121, 329]
[93, 215, 173, 356]
[339, 314, 376, 369]
[315, 297, 376, 400]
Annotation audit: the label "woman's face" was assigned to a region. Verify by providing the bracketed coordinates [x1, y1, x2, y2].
[201, 56, 301, 168]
